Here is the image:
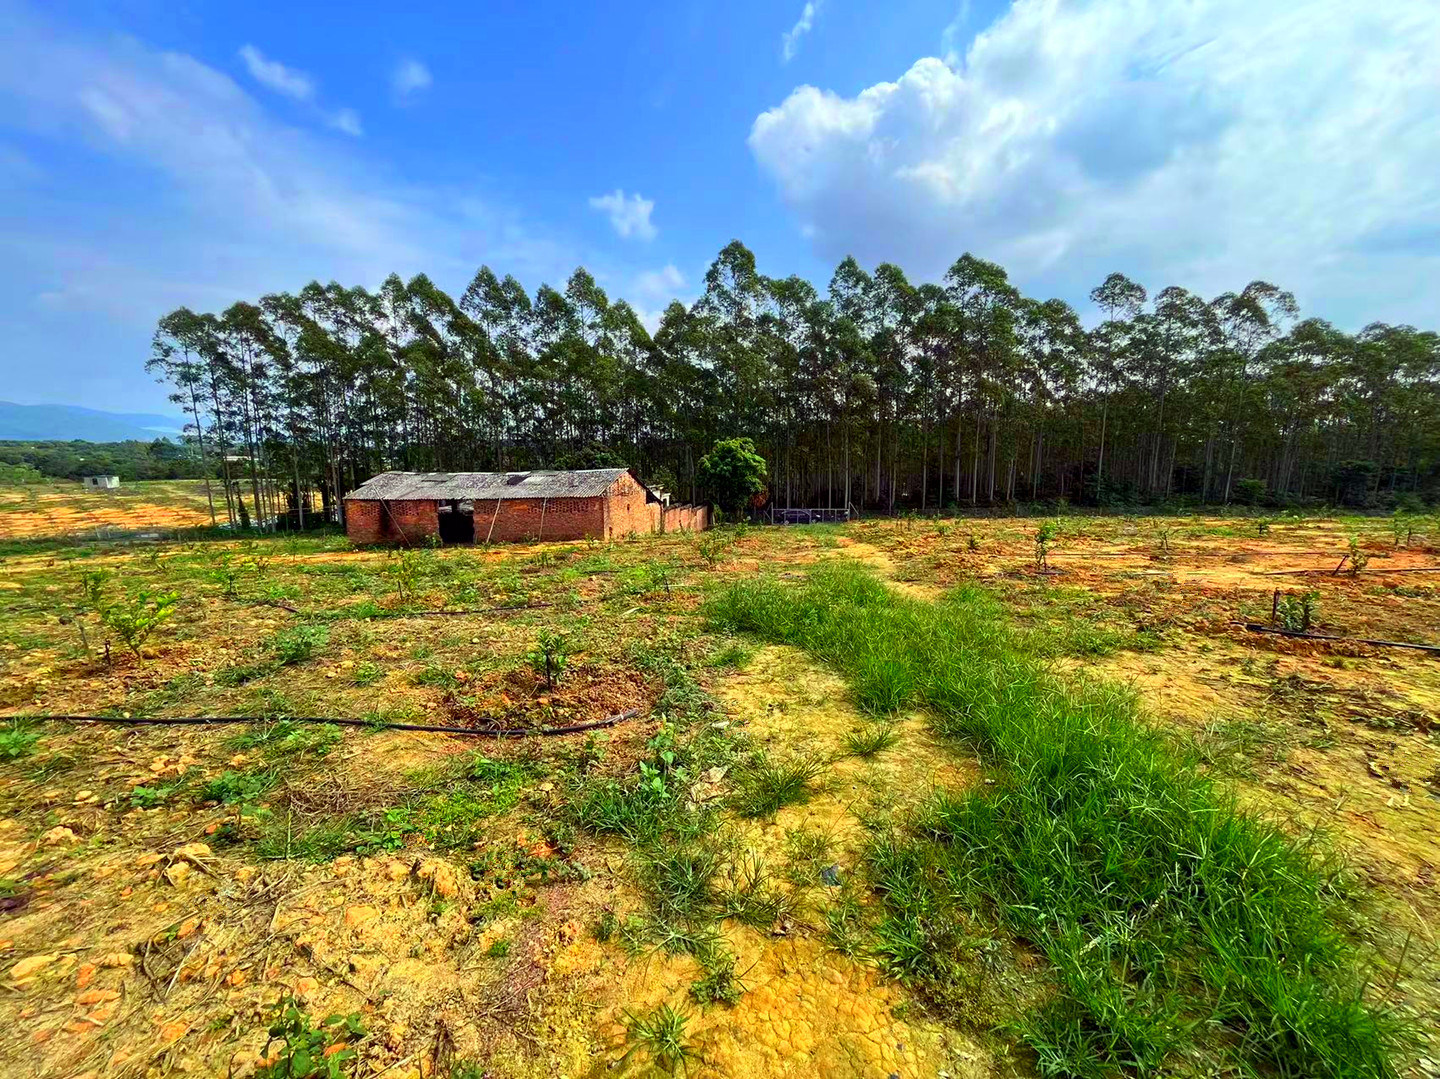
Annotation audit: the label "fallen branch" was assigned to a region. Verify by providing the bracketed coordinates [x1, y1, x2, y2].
[21, 708, 642, 738]
[1235, 622, 1440, 654]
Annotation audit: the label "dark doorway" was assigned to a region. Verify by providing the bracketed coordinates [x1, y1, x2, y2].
[437, 500, 475, 544]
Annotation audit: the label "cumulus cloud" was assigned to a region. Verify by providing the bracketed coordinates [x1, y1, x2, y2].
[238, 44, 314, 100]
[781, 1, 823, 63]
[750, 0, 1440, 325]
[589, 189, 657, 241]
[392, 58, 432, 99]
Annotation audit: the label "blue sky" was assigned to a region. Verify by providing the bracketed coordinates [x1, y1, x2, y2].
[1, 0, 1436, 413]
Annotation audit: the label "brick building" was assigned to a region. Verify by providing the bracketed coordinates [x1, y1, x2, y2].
[343, 468, 709, 545]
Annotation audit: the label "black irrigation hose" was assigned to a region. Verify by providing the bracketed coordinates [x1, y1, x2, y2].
[1237, 622, 1440, 654]
[21, 708, 642, 738]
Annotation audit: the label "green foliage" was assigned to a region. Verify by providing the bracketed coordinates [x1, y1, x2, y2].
[622, 1003, 696, 1075]
[100, 588, 181, 658]
[350, 661, 382, 686]
[0, 721, 40, 762]
[1234, 478, 1268, 506]
[526, 629, 570, 688]
[389, 549, 425, 603]
[256, 995, 364, 1079]
[695, 531, 732, 570]
[202, 768, 278, 806]
[696, 437, 768, 515]
[1276, 590, 1320, 633]
[1346, 535, 1370, 576]
[269, 624, 329, 664]
[841, 721, 900, 758]
[708, 563, 1408, 1078]
[730, 752, 824, 819]
[1034, 520, 1057, 570]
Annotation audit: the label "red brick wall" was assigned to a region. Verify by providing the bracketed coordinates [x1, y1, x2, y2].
[662, 504, 709, 533]
[470, 495, 607, 542]
[345, 498, 439, 544]
[602, 473, 661, 539]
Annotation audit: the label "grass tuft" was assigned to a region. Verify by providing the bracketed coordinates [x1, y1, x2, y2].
[730, 752, 825, 819]
[841, 722, 900, 758]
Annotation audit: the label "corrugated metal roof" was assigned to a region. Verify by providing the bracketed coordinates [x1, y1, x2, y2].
[345, 469, 630, 501]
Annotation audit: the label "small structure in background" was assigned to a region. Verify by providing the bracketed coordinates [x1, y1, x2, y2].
[344, 468, 708, 545]
[83, 475, 120, 490]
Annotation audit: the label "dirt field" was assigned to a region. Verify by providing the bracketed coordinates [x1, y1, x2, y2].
[0, 481, 224, 539]
[0, 513, 1436, 1078]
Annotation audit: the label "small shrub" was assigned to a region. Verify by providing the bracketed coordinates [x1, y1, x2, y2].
[1275, 590, 1319, 633]
[1255, 516, 1272, 536]
[696, 532, 731, 570]
[101, 589, 181, 658]
[1346, 535, 1370, 576]
[527, 630, 570, 689]
[389, 549, 425, 603]
[1034, 521, 1057, 571]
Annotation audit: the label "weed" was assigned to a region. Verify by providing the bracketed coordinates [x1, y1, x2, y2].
[350, 661, 382, 686]
[485, 938, 512, 958]
[842, 721, 900, 758]
[594, 909, 618, 942]
[967, 533, 980, 552]
[269, 624, 329, 664]
[708, 640, 754, 669]
[256, 994, 364, 1078]
[0, 721, 40, 761]
[1255, 516, 1272, 535]
[622, 1003, 696, 1075]
[730, 752, 825, 818]
[782, 826, 835, 888]
[717, 850, 790, 929]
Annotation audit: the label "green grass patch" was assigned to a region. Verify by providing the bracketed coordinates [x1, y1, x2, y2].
[708, 564, 1409, 1079]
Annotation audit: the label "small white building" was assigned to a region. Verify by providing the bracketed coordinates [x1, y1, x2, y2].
[83, 475, 120, 490]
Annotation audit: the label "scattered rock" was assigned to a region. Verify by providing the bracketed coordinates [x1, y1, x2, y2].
[41, 826, 77, 846]
[163, 862, 192, 886]
[344, 905, 379, 928]
[76, 989, 119, 1005]
[98, 953, 134, 968]
[415, 859, 461, 899]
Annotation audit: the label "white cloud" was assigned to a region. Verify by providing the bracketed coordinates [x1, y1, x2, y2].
[751, 0, 1440, 326]
[238, 44, 314, 101]
[635, 264, 685, 299]
[781, 1, 824, 63]
[391, 58, 432, 99]
[589, 189, 657, 241]
[0, 6, 578, 410]
[328, 108, 363, 137]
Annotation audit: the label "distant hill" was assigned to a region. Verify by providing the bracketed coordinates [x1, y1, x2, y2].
[0, 402, 186, 442]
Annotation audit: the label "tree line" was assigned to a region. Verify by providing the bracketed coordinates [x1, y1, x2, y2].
[146, 240, 1440, 529]
[0, 439, 206, 484]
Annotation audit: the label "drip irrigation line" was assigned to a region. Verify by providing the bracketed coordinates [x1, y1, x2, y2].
[1235, 622, 1440, 654]
[1259, 566, 1440, 577]
[21, 707, 641, 738]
